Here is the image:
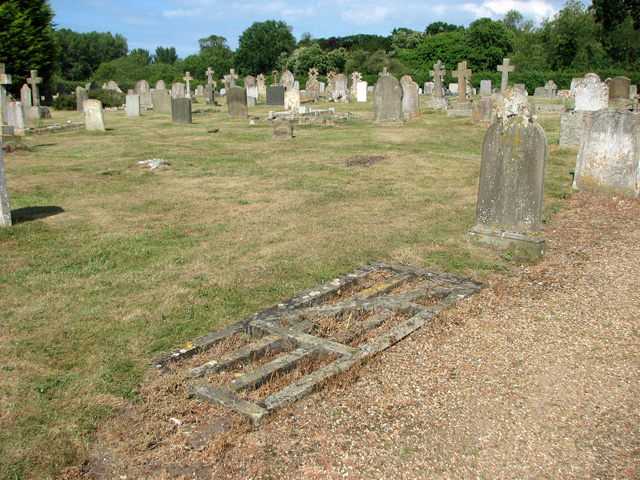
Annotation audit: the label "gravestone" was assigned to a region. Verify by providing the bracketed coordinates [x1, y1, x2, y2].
[246, 85, 259, 100]
[630, 85, 638, 98]
[273, 120, 293, 139]
[105, 80, 118, 90]
[195, 85, 204, 95]
[0, 64, 11, 130]
[574, 73, 608, 111]
[171, 83, 185, 98]
[271, 70, 279, 86]
[447, 61, 473, 116]
[514, 83, 527, 94]
[570, 77, 585, 91]
[76, 86, 88, 113]
[350, 71, 362, 99]
[125, 94, 141, 117]
[333, 73, 348, 96]
[401, 75, 420, 118]
[293, 81, 300, 91]
[26, 69, 51, 119]
[573, 109, 639, 197]
[373, 73, 403, 125]
[319, 82, 325, 93]
[306, 68, 320, 98]
[480, 80, 492, 95]
[227, 87, 248, 119]
[609, 76, 631, 99]
[497, 58, 515, 93]
[152, 89, 172, 115]
[183, 71, 193, 98]
[534, 86, 546, 97]
[256, 73, 267, 99]
[428, 61, 450, 110]
[356, 81, 368, 102]
[224, 69, 239, 90]
[284, 88, 300, 110]
[266, 86, 285, 106]
[6, 102, 26, 135]
[280, 70, 295, 89]
[244, 75, 255, 87]
[544, 80, 558, 97]
[326, 71, 336, 94]
[472, 95, 499, 124]
[424, 82, 434, 95]
[468, 88, 547, 263]
[83, 99, 105, 131]
[88, 81, 99, 90]
[155, 79, 166, 90]
[559, 111, 584, 148]
[20, 84, 32, 108]
[171, 98, 192, 124]
[205, 67, 216, 104]
[135, 79, 150, 93]
[0, 136, 10, 226]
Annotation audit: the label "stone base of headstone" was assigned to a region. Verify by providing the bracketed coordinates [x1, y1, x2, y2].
[447, 102, 474, 117]
[273, 120, 293, 139]
[25, 106, 51, 120]
[427, 97, 450, 110]
[559, 110, 585, 148]
[468, 227, 546, 264]
[171, 98, 192, 124]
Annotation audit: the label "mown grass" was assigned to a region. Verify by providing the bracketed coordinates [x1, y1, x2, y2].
[0, 95, 576, 479]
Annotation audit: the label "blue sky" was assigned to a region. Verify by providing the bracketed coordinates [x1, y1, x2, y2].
[49, 0, 570, 58]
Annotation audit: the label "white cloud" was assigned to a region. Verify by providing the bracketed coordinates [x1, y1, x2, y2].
[341, 6, 391, 25]
[463, 0, 557, 23]
[162, 7, 203, 17]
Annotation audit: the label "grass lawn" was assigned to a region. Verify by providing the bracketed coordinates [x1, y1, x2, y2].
[0, 94, 576, 479]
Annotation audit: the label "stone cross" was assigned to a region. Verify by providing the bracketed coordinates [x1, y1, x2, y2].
[272, 70, 279, 85]
[183, 71, 193, 98]
[206, 67, 214, 86]
[308, 67, 319, 82]
[27, 69, 42, 106]
[224, 68, 238, 89]
[497, 58, 515, 93]
[0, 64, 12, 127]
[453, 61, 472, 103]
[378, 67, 389, 76]
[429, 60, 446, 99]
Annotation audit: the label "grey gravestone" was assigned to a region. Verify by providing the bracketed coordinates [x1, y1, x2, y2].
[480, 80, 492, 95]
[319, 82, 325, 93]
[534, 87, 546, 97]
[428, 61, 449, 110]
[293, 80, 300, 91]
[171, 83, 185, 98]
[273, 120, 293, 139]
[6, 102, 26, 134]
[514, 83, 527, 94]
[195, 85, 204, 95]
[266, 86, 285, 106]
[559, 111, 584, 148]
[574, 73, 608, 111]
[284, 88, 300, 110]
[609, 76, 631, 99]
[424, 82, 434, 95]
[246, 85, 259, 100]
[227, 86, 248, 119]
[373, 73, 403, 125]
[400, 75, 420, 118]
[20, 84, 32, 108]
[155, 80, 167, 90]
[0, 64, 10, 127]
[26, 69, 51, 119]
[333, 74, 348, 95]
[125, 94, 141, 117]
[472, 95, 499, 124]
[135, 79, 150, 93]
[0, 136, 10, 226]
[244, 75, 255, 87]
[468, 88, 547, 263]
[497, 58, 515, 93]
[83, 99, 105, 131]
[630, 85, 638, 98]
[247, 96, 256, 107]
[171, 98, 192, 124]
[280, 70, 295, 89]
[105, 80, 118, 91]
[205, 67, 216, 104]
[152, 90, 172, 116]
[223, 69, 239, 90]
[453, 61, 472, 103]
[573, 109, 639, 197]
[570, 78, 585, 91]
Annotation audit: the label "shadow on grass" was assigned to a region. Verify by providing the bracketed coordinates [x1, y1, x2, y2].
[11, 206, 65, 224]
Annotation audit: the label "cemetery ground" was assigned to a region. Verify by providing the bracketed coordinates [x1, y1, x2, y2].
[0, 97, 638, 479]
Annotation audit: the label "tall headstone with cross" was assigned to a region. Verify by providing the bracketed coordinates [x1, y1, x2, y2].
[256, 73, 267, 99]
[428, 60, 450, 110]
[305, 68, 319, 98]
[453, 61, 472, 104]
[326, 71, 336, 94]
[271, 70, 279, 87]
[205, 67, 216, 104]
[224, 69, 238, 91]
[26, 69, 51, 119]
[497, 58, 515, 93]
[350, 71, 362, 99]
[183, 71, 193, 98]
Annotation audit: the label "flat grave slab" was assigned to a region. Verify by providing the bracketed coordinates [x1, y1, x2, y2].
[154, 263, 483, 425]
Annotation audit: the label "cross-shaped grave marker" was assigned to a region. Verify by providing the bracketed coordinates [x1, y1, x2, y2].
[27, 70, 42, 107]
[497, 58, 515, 93]
[453, 61, 472, 103]
[272, 70, 279, 86]
[183, 71, 193, 98]
[378, 67, 389, 76]
[205, 67, 215, 102]
[429, 60, 446, 99]
[224, 69, 238, 90]
[0, 64, 12, 127]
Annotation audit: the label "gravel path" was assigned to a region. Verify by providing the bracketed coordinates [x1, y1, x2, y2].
[70, 191, 640, 479]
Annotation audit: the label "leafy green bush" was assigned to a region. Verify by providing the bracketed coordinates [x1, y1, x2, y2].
[53, 94, 76, 110]
[88, 88, 125, 107]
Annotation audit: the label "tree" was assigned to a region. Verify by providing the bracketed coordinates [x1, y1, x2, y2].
[198, 34, 228, 50]
[0, 0, 57, 93]
[192, 35, 233, 80]
[466, 18, 514, 71]
[234, 20, 296, 75]
[425, 22, 464, 36]
[54, 29, 128, 81]
[154, 46, 178, 65]
[591, 0, 640, 29]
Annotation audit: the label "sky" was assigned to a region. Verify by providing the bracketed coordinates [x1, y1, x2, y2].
[49, 0, 573, 59]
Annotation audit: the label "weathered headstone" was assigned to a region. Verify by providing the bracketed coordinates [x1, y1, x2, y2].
[428, 61, 450, 110]
[570, 77, 585, 92]
[183, 71, 193, 98]
[205, 67, 216, 104]
[326, 71, 336, 94]
[280, 70, 295, 89]
[497, 58, 515, 93]
[20, 84, 32, 108]
[305, 68, 320, 98]
[75, 86, 88, 113]
[472, 95, 499, 124]
[155, 79, 166, 90]
[224, 69, 239, 90]
[573, 109, 639, 197]
[401, 75, 420, 118]
[0, 64, 11, 131]
[514, 83, 527, 94]
[447, 61, 473, 116]
[171, 98, 192, 124]
[256, 73, 267, 99]
[333, 73, 348, 95]
[0, 136, 10, 226]
[195, 85, 204, 95]
[26, 69, 51, 119]
[271, 70, 279, 86]
[559, 111, 584, 148]
[468, 88, 547, 263]
[630, 85, 638, 99]
[356, 81, 368, 102]
[284, 88, 300, 110]
[273, 120, 293, 139]
[544, 80, 558, 97]
[135, 79, 150, 94]
[246, 85, 259, 100]
[609, 76, 631, 99]
[480, 80, 492, 95]
[105, 80, 118, 91]
[171, 83, 185, 98]
[6, 102, 26, 135]
[574, 73, 608, 111]
[83, 99, 105, 131]
[227, 87, 248, 119]
[373, 73, 403, 125]
[423, 82, 434, 95]
[266, 86, 285, 106]
[152, 89, 172, 115]
[125, 94, 141, 117]
[349, 71, 362, 99]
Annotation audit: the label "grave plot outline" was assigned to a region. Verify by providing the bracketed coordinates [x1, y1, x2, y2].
[154, 263, 483, 426]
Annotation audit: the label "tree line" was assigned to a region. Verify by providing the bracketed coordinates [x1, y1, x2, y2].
[1, 0, 638, 96]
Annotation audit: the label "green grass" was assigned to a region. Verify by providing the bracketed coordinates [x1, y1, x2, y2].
[0, 95, 576, 479]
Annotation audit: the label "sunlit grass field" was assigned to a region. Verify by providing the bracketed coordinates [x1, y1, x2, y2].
[0, 95, 575, 479]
